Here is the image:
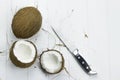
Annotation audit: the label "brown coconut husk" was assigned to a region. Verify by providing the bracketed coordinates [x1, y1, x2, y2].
[12, 7, 42, 38]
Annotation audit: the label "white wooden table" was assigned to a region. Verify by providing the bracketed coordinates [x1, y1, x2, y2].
[0, 0, 120, 80]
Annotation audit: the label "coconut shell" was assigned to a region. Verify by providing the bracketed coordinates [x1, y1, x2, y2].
[9, 41, 37, 68]
[39, 49, 64, 74]
[12, 7, 42, 38]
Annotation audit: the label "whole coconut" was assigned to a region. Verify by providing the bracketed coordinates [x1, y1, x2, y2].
[12, 7, 42, 38]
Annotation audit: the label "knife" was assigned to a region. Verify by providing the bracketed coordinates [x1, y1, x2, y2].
[51, 27, 97, 75]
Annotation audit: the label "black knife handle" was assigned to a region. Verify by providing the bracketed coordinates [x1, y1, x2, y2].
[74, 52, 91, 73]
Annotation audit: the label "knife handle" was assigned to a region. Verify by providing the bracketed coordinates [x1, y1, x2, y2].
[74, 50, 91, 73]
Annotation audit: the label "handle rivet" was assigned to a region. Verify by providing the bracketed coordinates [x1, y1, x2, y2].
[82, 61, 85, 64]
[78, 57, 80, 59]
[86, 66, 89, 69]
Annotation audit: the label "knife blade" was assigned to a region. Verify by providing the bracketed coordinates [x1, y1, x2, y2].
[51, 27, 97, 75]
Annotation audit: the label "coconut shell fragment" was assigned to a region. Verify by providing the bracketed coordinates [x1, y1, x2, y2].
[12, 7, 42, 38]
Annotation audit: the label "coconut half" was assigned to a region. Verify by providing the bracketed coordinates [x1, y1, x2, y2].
[12, 7, 42, 38]
[10, 40, 37, 68]
[40, 49, 64, 74]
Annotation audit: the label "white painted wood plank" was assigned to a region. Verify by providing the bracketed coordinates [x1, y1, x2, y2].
[0, 1, 8, 80]
[0, 56, 6, 80]
[108, 0, 120, 80]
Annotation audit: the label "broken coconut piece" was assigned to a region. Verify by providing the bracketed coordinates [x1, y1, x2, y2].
[12, 7, 42, 38]
[40, 49, 64, 74]
[10, 40, 37, 68]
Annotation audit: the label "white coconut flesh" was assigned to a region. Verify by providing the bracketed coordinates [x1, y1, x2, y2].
[41, 50, 63, 73]
[13, 40, 36, 63]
